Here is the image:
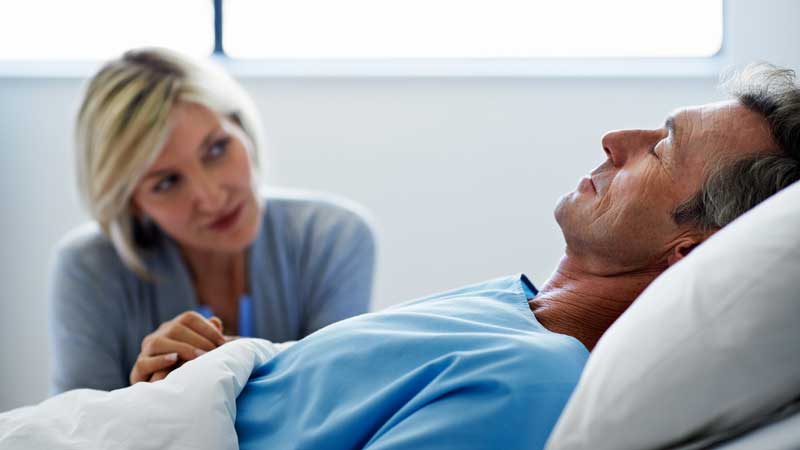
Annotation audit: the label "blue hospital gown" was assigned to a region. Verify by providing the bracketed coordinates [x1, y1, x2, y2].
[235, 274, 589, 450]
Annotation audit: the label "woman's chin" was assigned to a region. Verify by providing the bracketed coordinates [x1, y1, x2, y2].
[216, 202, 262, 251]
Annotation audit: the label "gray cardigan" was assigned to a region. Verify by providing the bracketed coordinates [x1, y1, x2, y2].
[48, 190, 376, 393]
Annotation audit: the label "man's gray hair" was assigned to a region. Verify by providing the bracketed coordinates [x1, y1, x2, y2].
[673, 63, 800, 231]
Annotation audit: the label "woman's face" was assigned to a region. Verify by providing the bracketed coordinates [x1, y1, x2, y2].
[132, 102, 262, 255]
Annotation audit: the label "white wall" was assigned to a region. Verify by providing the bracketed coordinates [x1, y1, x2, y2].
[1, 0, 798, 411]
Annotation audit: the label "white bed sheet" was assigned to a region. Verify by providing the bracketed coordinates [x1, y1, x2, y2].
[0, 338, 290, 450]
[716, 409, 800, 450]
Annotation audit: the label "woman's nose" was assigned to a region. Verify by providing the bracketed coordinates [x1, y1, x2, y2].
[192, 174, 226, 212]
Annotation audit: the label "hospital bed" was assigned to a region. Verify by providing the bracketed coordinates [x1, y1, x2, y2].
[3, 180, 800, 449]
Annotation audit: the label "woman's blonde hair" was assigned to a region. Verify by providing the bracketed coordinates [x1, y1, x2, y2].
[75, 47, 264, 278]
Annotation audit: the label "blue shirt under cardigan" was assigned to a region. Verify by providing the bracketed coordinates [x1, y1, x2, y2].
[48, 189, 376, 394]
[236, 274, 589, 450]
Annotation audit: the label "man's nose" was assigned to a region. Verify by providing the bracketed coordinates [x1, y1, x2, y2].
[600, 129, 659, 167]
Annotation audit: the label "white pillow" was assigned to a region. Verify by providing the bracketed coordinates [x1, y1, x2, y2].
[545, 180, 800, 450]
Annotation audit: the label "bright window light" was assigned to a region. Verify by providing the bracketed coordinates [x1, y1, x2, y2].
[225, 0, 723, 59]
[0, 0, 213, 60]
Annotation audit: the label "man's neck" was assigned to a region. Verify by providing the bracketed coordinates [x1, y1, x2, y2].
[530, 255, 664, 351]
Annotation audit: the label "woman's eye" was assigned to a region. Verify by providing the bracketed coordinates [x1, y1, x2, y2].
[153, 174, 180, 193]
[206, 137, 230, 160]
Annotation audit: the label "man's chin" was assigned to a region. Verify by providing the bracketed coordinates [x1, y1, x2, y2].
[554, 191, 596, 238]
[553, 191, 577, 222]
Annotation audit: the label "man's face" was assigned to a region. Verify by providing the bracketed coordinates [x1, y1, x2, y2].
[555, 100, 778, 273]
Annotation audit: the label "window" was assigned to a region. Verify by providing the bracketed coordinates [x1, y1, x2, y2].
[0, 0, 212, 60]
[224, 0, 723, 59]
[2, 0, 722, 61]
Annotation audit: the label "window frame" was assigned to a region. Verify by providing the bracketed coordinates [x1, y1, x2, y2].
[0, 0, 728, 79]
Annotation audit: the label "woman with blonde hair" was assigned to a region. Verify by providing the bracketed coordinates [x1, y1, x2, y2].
[48, 48, 376, 392]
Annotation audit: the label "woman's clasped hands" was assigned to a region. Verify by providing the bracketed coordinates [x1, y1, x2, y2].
[129, 311, 226, 384]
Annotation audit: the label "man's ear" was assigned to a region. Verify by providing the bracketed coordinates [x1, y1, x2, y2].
[666, 230, 716, 266]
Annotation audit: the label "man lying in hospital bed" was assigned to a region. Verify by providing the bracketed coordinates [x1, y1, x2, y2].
[3, 64, 800, 450]
[3, 178, 800, 450]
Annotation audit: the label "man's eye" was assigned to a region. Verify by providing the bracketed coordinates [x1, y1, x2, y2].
[206, 137, 231, 160]
[650, 143, 661, 159]
[153, 174, 180, 193]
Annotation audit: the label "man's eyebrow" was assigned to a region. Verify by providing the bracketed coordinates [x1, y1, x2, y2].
[665, 115, 677, 138]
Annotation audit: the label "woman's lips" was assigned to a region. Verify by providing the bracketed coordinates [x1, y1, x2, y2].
[208, 202, 244, 232]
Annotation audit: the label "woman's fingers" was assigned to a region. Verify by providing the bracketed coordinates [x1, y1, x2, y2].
[130, 310, 227, 387]
[149, 370, 169, 382]
[129, 352, 178, 384]
[175, 312, 226, 346]
[166, 323, 218, 352]
[209, 316, 223, 332]
[142, 335, 204, 362]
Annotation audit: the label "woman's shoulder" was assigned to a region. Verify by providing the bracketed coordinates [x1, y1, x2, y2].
[55, 223, 115, 260]
[52, 223, 127, 275]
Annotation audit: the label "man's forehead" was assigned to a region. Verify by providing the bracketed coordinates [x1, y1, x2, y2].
[667, 100, 738, 126]
[669, 100, 778, 157]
